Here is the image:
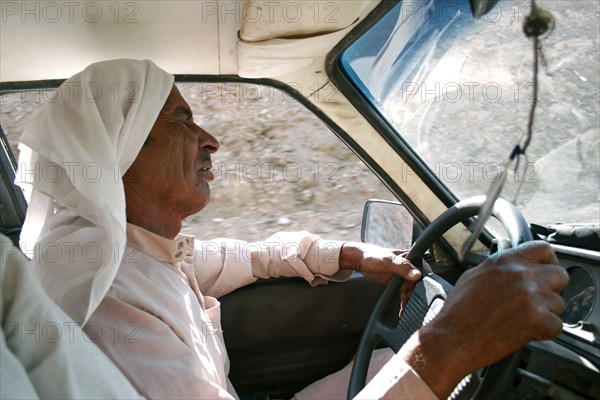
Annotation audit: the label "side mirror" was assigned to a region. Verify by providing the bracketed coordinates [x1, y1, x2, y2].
[361, 200, 415, 249]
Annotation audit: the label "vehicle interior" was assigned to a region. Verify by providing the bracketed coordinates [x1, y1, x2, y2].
[1, 0, 599, 399]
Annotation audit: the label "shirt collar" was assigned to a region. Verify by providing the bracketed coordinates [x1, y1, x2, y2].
[126, 223, 195, 265]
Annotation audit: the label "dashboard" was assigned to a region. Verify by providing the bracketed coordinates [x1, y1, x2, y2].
[555, 244, 599, 352]
[516, 244, 600, 399]
[431, 241, 600, 399]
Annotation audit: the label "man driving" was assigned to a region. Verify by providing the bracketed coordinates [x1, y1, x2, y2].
[17, 59, 568, 399]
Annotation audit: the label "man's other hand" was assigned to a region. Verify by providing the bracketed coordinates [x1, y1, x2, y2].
[339, 242, 422, 285]
[403, 241, 569, 399]
[339, 242, 423, 311]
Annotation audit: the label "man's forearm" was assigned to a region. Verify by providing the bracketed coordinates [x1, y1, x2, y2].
[354, 342, 439, 400]
[358, 325, 470, 399]
[400, 327, 469, 399]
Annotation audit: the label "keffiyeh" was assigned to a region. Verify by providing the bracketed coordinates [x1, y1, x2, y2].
[17, 59, 174, 324]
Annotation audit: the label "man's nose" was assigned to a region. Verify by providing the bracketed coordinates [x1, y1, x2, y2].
[195, 124, 220, 153]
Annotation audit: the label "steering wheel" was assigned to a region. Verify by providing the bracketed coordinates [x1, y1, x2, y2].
[347, 195, 533, 399]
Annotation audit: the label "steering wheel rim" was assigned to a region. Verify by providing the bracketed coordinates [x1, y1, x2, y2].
[347, 195, 533, 399]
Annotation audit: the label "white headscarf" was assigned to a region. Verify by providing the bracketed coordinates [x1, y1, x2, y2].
[17, 59, 174, 325]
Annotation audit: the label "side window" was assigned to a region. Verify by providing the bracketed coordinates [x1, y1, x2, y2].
[1, 83, 395, 242]
[1, 89, 44, 161]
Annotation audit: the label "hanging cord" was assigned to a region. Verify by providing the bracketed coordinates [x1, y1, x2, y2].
[524, 37, 538, 153]
[514, 4, 554, 199]
[511, 35, 538, 202]
[460, 1, 554, 261]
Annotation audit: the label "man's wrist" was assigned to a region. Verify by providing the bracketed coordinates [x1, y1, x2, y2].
[338, 242, 362, 271]
[401, 324, 470, 399]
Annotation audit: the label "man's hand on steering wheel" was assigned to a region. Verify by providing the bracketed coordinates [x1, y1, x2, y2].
[401, 241, 569, 398]
[340, 242, 431, 313]
[339, 242, 423, 310]
[339, 242, 422, 284]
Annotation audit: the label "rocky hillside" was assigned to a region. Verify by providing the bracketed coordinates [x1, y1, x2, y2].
[1, 83, 395, 243]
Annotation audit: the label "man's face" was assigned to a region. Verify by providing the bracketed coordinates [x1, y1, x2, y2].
[124, 85, 220, 220]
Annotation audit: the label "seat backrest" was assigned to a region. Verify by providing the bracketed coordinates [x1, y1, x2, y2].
[0, 125, 27, 246]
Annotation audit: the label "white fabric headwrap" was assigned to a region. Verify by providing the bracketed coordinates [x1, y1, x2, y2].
[16, 59, 174, 325]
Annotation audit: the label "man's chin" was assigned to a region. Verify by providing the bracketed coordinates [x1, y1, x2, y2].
[198, 170, 214, 181]
[183, 197, 210, 220]
[196, 193, 210, 211]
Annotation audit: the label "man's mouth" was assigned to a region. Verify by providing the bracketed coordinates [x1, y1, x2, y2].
[196, 153, 212, 171]
[196, 157, 214, 182]
[198, 162, 212, 172]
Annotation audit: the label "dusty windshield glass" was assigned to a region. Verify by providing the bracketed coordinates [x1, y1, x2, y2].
[342, 0, 599, 228]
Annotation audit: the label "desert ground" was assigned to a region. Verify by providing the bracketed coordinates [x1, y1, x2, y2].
[1, 83, 395, 243]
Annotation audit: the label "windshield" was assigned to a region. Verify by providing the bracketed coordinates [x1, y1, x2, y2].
[341, 0, 599, 230]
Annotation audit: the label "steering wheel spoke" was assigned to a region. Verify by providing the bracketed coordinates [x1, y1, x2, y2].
[372, 321, 405, 353]
[377, 275, 453, 351]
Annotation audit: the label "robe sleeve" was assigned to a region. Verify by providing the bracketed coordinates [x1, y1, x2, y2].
[355, 353, 439, 399]
[293, 348, 438, 400]
[193, 231, 352, 298]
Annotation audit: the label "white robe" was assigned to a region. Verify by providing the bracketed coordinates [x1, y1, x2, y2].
[0, 234, 142, 399]
[86, 225, 437, 399]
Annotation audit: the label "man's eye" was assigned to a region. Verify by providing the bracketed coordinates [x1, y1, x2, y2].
[174, 118, 190, 126]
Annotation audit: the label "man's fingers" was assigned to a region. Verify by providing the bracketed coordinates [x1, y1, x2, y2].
[393, 255, 421, 280]
[519, 262, 568, 294]
[545, 292, 566, 316]
[538, 282, 567, 316]
[399, 281, 416, 318]
[534, 313, 564, 341]
[512, 241, 559, 265]
[540, 264, 569, 293]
